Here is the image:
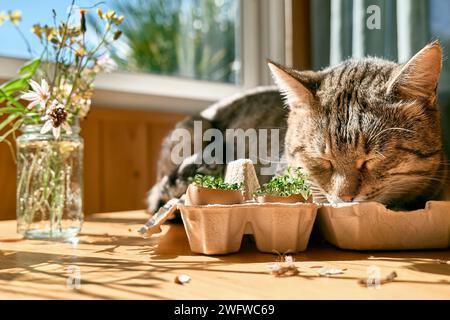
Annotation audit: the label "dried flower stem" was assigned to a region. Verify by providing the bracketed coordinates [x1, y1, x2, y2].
[358, 271, 398, 286]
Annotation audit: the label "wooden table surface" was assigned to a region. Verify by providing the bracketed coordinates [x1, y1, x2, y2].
[0, 211, 449, 299]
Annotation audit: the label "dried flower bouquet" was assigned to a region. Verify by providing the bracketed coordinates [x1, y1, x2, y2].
[0, 1, 124, 237]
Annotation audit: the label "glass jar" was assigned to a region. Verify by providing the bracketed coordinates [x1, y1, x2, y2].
[16, 120, 84, 239]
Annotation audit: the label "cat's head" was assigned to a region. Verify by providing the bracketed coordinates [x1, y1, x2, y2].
[269, 41, 446, 208]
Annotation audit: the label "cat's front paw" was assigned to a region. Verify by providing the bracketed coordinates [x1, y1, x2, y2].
[146, 182, 165, 214]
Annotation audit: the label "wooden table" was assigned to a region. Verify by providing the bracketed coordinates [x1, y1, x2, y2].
[0, 211, 449, 299]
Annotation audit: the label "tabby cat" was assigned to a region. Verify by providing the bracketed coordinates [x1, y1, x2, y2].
[148, 41, 448, 212]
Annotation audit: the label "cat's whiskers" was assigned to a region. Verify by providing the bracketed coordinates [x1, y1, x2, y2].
[394, 173, 449, 183]
[365, 117, 386, 144]
[382, 182, 430, 197]
[375, 150, 386, 159]
[309, 183, 328, 201]
[369, 188, 413, 202]
[367, 127, 415, 144]
[365, 173, 438, 200]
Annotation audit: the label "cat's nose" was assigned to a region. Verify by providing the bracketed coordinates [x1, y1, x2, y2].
[339, 195, 355, 202]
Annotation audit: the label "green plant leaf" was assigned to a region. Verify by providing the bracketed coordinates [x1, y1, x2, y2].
[0, 78, 28, 98]
[254, 167, 311, 197]
[18, 58, 41, 78]
[0, 113, 19, 132]
[190, 174, 242, 190]
[0, 107, 25, 114]
[0, 89, 27, 109]
[0, 59, 40, 102]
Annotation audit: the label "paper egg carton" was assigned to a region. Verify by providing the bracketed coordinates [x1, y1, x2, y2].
[178, 202, 319, 255]
[317, 201, 450, 250]
[140, 198, 450, 254]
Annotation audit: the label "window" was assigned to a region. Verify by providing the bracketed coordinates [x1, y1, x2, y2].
[430, 0, 450, 92]
[0, 0, 241, 84]
[0, 0, 285, 111]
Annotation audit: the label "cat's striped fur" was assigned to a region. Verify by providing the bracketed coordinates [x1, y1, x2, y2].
[148, 41, 448, 212]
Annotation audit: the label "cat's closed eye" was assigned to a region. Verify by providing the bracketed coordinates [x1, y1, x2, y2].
[313, 158, 333, 171]
[357, 158, 377, 171]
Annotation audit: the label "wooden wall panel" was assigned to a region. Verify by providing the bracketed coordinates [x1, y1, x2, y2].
[81, 114, 101, 214]
[0, 106, 185, 220]
[88, 107, 185, 214]
[102, 121, 149, 212]
[0, 137, 16, 220]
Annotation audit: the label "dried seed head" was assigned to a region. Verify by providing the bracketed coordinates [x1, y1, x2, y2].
[96, 8, 103, 19]
[79, 9, 87, 33]
[46, 103, 68, 127]
[113, 30, 122, 41]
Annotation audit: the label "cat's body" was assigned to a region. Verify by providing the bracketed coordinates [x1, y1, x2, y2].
[148, 42, 449, 213]
[147, 86, 288, 212]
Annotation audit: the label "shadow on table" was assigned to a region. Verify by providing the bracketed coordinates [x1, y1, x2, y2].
[3, 220, 446, 299]
[85, 215, 146, 224]
[1, 225, 448, 299]
[77, 232, 158, 248]
[0, 250, 168, 299]
[148, 222, 450, 279]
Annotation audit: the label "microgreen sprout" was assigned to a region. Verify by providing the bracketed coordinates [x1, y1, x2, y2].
[254, 167, 311, 198]
[190, 174, 243, 191]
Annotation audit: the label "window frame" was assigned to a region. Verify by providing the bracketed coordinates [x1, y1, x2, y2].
[0, 0, 286, 114]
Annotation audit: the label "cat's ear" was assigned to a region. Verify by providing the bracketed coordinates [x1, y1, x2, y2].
[268, 60, 321, 108]
[387, 41, 442, 102]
